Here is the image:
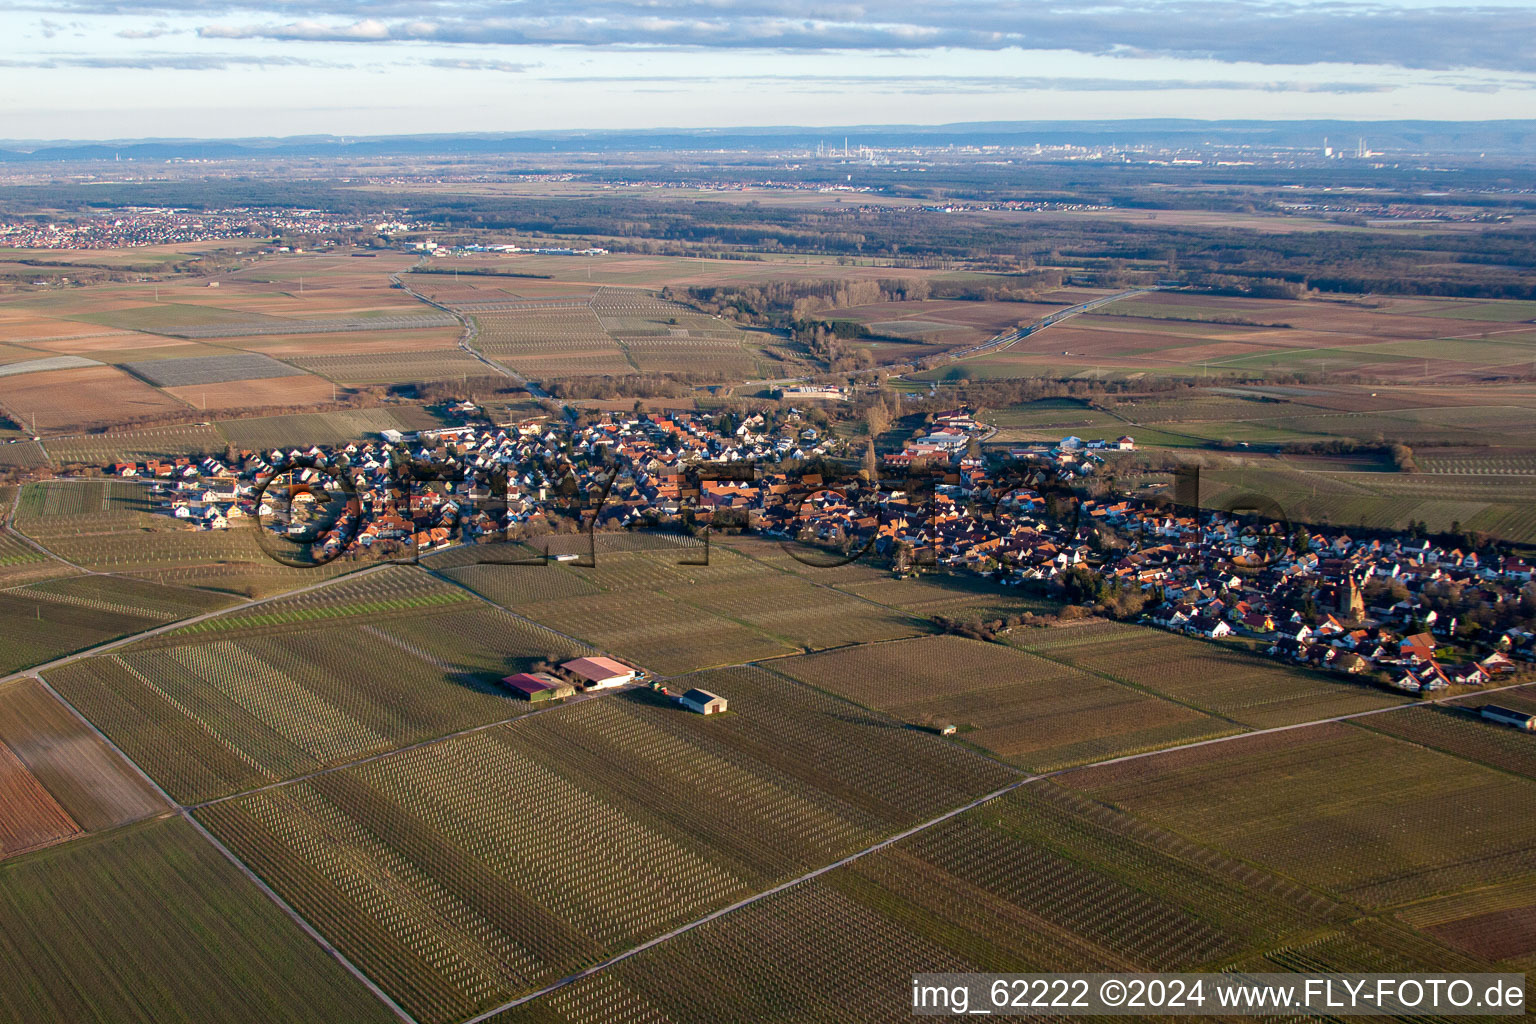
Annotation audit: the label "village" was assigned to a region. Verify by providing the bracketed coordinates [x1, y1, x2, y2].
[101, 400, 1536, 711]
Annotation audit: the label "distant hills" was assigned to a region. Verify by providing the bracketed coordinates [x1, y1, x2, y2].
[2, 119, 1535, 161]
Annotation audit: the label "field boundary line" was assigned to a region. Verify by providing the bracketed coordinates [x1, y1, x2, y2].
[1037, 677, 1536, 780]
[30, 670, 422, 1024]
[460, 771, 1043, 1024]
[186, 681, 641, 812]
[479, 668, 1534, 1020]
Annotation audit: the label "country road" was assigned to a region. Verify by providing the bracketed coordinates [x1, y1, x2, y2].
[389, 267, 552, 399]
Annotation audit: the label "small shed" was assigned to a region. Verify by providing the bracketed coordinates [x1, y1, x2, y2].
[680, 688, 727, 715]
[501, 672, 575, 703]
[560, 656, 635, 690]
[1480, 705, 1536, 731]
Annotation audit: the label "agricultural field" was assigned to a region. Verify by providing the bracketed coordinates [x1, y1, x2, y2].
[1359, 698, 1536, 780]
[461, 289, 771, 379]
[0, 572, 237, 675]
[493, 778, 1487, 1024]
[48, 567, 591, 803]
[0, 526, 72, 587]
[775, 634, 1235, 770]
[0, 677, 165, 841]
[167, 373, 341, 412]
[834, 572, 1060, 621]
[198, 664, 1017, 1023]
[0, 439, 48, 469]
[0, 738, 78, 858]
[917, 292, 1536, 384]
[214, 406, 433, 449]
[518, 589, 795, 675]
[1015, 618, 1409, 728]
[0, 363, 189, 432]
[0, 354, 101, 377]
[0, 816, 398, 1024]
[1394, 874, 1536, 968]
[661, 574, 929, 650]
[1060, 722, 1536, 911]
[42, 422, 227, 466]
[289, 349, 490, 384]
[472, 310, 635, 378]
[10, 479, 345, 593]
[120, 352, 308, 387]
[498, 543, 933, 670]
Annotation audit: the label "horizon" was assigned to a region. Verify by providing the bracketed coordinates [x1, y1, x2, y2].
[5, 1, 1536, 139]
[7, 115, 1536, 150]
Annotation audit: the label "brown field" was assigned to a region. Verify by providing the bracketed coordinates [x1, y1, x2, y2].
[163, 373, 338, 411]
[0, 364, 188, 432]
[28, 335, 223, 362]
[921, 291, 1536, 384]
[0, 678, 166, 832]
[0, 740, 79, 858]
[1427, 905, 1536, 962]
[224, 325, 463, 355]
[0, 315, 142, 345]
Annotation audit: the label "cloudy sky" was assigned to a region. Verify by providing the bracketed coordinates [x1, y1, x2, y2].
[5, 0, 1536, 140]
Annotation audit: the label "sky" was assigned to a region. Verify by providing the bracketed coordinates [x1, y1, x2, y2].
[3, 0, 1536, 140]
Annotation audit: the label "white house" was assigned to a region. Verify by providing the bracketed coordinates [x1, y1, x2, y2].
[680, 688, 728, 715]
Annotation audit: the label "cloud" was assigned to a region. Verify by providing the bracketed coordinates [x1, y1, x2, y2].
[548, 73, 1403, 95]
[0, 53, 344, 70]
[116, 24, 178, 39]
[422, 57, 535, 73]
[93, 1, 1536, 73]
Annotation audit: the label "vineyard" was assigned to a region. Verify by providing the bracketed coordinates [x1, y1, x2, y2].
[0, 528, 62, 588]
[0, 677, 165, 832]
[0, 440, 48, 469]
[773, 635, 1235, 769]
[50, 586, 590, 804]
[15, 478, 147, 525]
[42, 423, 227, 467]
[489, 780, 1359, 1024]
[288, 350, 490, 384]
[213, 407, 425, 449]
[472, 310, 636, 378]
[1359, 702, 1536, 780]
[121, 353, 307, 387]
[0, 816, 397, 1024]
[1059, 722, 1536, 911]
[440, 562, 603, 607]
[1014, 620, 1408, 728]
[519, 590, 795, 675]
[197, 665, 1015, 1023]
[0, 572, 233, 675]
[664, 575, 928, 651]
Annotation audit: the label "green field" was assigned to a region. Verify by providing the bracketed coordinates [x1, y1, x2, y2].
[0, 816, 397, 1024]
